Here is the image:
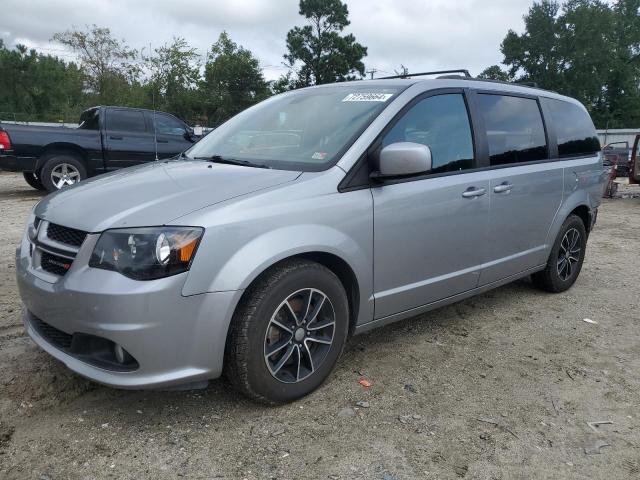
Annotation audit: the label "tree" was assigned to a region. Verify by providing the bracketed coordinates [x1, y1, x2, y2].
[0, 41, 84, 122]
[477, 65, 513, 82]
[605, 0, 640, 127]
[282, 0, 367, 87]
[486, 0, 640, 128]
[500, 1, 567, 90]
[201, 32, 269, 126]
[145, 37, 201, 120]
[53, 25, 140, 104]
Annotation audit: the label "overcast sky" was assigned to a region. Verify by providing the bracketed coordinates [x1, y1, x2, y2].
[0, 0, 534, 80]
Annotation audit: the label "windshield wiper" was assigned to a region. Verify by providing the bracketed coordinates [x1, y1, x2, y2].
[194, 155, 271, 169]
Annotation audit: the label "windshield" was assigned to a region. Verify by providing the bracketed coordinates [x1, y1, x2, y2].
[186, 85, 404, 171]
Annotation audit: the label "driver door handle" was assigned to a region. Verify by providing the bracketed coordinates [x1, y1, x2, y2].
[493, 183, 513, 193]
[462, 187, 486, 198]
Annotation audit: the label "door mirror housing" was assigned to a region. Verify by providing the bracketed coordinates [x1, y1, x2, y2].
[373, 142, 432, 179]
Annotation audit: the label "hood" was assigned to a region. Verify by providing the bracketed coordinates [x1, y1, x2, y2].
[34, 160, 301, 232]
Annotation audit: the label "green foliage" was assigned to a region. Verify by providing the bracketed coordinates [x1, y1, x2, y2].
[145, 37, 201, 120]
[2, 1, 370, 126]
[0, 40, 85, 122]
[0, 28, 270, 127]
[53, 25, 140, 105]
[477, 65, 513, 82]
[201, 32, 269, 126]
[281, 0, 367, 87]
[490, 0, 640, 128]
[9, 0, 640, 130]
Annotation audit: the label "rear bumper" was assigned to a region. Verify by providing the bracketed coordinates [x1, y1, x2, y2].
[0, 154, 37, 172]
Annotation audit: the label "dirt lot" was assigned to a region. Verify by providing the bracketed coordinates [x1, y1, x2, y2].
[0, 171, 639, 480]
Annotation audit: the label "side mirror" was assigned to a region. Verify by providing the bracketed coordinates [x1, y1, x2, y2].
[373, 142, 432, 179]
[184, 128, 195, 141]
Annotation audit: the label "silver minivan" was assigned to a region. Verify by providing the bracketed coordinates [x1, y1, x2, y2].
[16, 74, 605, 403]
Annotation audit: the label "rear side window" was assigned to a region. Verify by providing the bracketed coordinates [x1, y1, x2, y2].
[478, 94, 547, 166]
[78, 109, 99, 130]
[381, 94, 474, 173]
[107, 110, 147, 133]
[544, 98, 600, 157]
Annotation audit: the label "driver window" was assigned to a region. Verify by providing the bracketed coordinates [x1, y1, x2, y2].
[382, 94, 474, 173]
[155, 114, 186, 136]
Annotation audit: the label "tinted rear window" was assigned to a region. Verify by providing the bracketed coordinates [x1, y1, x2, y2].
[544, 98, 600, 157]
[107, 110, 146, 133]
[78, 109, 99, 130]
[478, 94, 547, 166]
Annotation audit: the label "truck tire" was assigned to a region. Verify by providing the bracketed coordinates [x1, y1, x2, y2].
[532, 214, 587, 293]
[40, 154, 87, 192]
[22, 172, 46, 191]
[224, 259, 349, 404]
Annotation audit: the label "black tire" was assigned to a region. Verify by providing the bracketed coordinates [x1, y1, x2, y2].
[40, 154, 87, 192]
[224, 259, 349, 404]
[532, 214, 587, 293]
[22, 172, 46, 191]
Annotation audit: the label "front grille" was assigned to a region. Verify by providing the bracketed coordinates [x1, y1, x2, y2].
[40, 251, 72, 276]
[31, 316, 72, 350]
[47, 223, 88, 247]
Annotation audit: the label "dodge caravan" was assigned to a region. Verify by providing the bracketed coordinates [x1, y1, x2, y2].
[16, 73, 605, 403]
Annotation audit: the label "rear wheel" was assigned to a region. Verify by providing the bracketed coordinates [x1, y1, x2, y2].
[40, 154, 87, 192]
[22, 172, 45, 191]
[532, 214, 587, 293]
[224, 259, 349, 404]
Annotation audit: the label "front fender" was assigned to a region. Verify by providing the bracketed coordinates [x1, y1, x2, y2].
[209, 225, 368, 292]
[182, 223, 374, 327]
[178, 170, 374, 325]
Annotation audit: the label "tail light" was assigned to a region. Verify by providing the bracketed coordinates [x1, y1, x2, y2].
[0, 130, 11, 151]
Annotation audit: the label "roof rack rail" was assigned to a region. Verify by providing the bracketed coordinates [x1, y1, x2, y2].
[516, 81, 539, 88]
[378, 69, 471, 80]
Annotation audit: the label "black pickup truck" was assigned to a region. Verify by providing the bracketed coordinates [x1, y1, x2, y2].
[0, 106, 197, 191]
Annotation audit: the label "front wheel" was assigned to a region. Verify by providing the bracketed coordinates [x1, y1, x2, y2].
[532, 214, 587, 293]
[224, 259, 349, 404]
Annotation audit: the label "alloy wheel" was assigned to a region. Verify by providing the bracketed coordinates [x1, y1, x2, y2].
[264, 288, 336, 384]
[50, 163, 81, 189]
[557, 227, 581, 281]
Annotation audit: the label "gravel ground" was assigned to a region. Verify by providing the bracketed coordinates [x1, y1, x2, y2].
[0, 171, 639, 480]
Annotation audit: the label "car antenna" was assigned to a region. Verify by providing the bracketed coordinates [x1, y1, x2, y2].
[150, 42, 159, 162]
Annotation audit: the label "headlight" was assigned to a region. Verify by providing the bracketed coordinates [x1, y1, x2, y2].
[89, 227, 203, 280]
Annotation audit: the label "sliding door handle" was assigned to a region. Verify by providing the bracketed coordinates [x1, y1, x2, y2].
[462, 187, 486, 198]
[493, 183, 513, 193]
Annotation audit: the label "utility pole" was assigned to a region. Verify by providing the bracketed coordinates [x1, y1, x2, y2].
[366, 68, 378, 80]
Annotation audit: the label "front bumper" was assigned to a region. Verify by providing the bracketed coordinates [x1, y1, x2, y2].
[0, 154, 37, 172]
[16, 229, 243, 389]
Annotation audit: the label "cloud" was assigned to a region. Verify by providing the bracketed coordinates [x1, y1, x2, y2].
[0, 0, 532, 80]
